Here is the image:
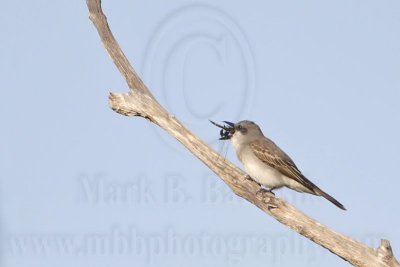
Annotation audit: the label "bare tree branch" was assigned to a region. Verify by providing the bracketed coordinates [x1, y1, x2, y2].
[85, 1, 399, 266]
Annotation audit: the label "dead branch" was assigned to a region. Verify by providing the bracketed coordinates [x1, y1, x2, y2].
[85, 1, 399, 266]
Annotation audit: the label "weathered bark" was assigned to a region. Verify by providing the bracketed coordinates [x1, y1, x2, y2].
[85, 1, 399, 266]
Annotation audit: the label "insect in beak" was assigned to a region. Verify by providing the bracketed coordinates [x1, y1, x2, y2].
[209, 120, 235, 140]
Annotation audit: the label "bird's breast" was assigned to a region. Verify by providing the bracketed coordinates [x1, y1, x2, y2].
[240, 148, 286, 188]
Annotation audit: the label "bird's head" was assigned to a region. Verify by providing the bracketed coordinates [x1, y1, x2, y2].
[210, 120, 263, 142]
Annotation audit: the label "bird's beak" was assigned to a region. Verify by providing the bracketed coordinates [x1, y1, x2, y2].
[223, 121, 235, 127]
[209, 120, 235, 140]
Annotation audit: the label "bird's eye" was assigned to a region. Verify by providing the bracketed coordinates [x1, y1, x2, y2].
[236, 124, 247, 134]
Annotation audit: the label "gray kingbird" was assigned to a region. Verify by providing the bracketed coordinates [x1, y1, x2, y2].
[210, 120, 346, 210]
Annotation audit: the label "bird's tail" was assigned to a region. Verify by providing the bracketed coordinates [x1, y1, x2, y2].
[314, 188, 346, 210]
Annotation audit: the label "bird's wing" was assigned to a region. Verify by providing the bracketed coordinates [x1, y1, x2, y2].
[249, 139, 318, 191]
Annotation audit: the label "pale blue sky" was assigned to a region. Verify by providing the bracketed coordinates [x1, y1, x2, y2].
[1, 1, 399, 267]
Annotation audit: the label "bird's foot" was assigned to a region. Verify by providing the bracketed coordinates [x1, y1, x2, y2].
[266, 188, 275, 195]
[256, 188, 265, 198]
[256, 187, 275, 198]
[256, 188, 277, 208]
